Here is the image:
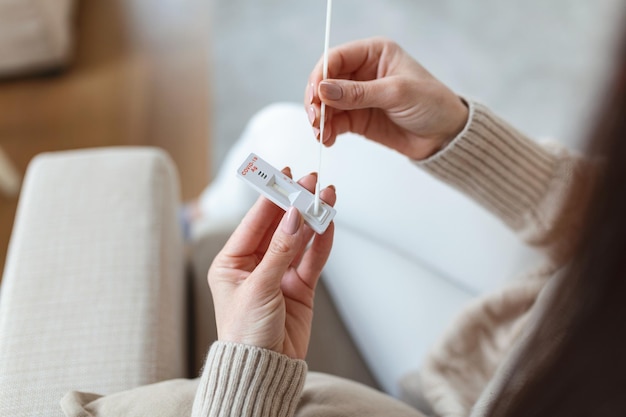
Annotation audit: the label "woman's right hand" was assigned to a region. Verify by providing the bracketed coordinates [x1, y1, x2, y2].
[305, 37, 469, 160]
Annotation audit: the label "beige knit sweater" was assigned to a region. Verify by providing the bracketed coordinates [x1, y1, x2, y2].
[191, 100, 595, 417]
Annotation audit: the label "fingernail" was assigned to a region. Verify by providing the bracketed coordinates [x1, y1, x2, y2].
[283, 207, 300, 235]
[322, 125, 332, 142]
[309, 83, 315, 104]
[307, 106, 316, 125]
[320, 81, 342, 101]
[313, 127, 320, 139]
[327, 184, 336, 192]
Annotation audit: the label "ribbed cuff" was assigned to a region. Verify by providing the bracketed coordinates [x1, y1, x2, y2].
[192, 342, 307, 417]
[416, 101, 557, 229]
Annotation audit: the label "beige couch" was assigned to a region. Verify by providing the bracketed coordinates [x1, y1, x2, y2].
[0, 0, 76, 77]
[0, 147, 375, 416]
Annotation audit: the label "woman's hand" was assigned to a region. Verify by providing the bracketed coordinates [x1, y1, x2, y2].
[305, 37, 469, 160]
[208, 170, 336, 360]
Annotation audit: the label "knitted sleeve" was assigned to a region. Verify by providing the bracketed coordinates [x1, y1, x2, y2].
[191, 342, 307, 417]
[416, 100, 596, 265]
[415, 100, 597, 417]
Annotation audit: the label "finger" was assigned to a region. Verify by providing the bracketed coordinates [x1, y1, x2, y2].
[327, 108, 374, 139]
[290, 171, 318, 252]
[328, 38, 387, 79]
[312, 124, 334, 145]
[289, 221, 316, 271]
[305, 57, 325, 111]
[309, 37, 390, 88]
[308, 54, 325, 95]
[253, 207, 305, 288]
[309, 105, 336, 146]
[292, 185, 337, 267]
[307, 37, 390, 122]
[329, 107, 411, 155]
[256, 172, 318, 255]
[307, 102, 336, 128]
[286, 170, 334, 260]
[297, 222, 334, 289]
[321, 183, 337, 207]
[305, 81, 319, 107]
[222, 167, 292, 257]
[296, 186, 337, 288]
[298, 172, 318, 193]
[314, 108, 355, 147]
[319, 77, 401, 111]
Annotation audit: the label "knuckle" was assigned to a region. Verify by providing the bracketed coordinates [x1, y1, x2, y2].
[389, 77, 409, 96]
[372, 36, 398, 53]
[383, 77, 415, 107]
[350, 83, 367, 105]
[375, 36, 392, 46]
[206, 267, 219, 290]
[269, 238, 292, 257]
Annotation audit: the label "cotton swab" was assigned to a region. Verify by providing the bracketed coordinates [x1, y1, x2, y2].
[314, 0, 333, 216]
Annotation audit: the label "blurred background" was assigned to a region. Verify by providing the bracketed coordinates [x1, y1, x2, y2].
[0, 0, 624, 275]
[0, 0, 211, 275]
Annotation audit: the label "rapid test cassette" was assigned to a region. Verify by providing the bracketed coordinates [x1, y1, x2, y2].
[237, 153, 336, 234]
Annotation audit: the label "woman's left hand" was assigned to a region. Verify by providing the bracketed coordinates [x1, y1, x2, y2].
[208, 170, 336, 360]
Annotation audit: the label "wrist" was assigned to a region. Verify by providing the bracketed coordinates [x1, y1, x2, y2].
[423, 96, 469, 159]
[442, 96, 469, 143]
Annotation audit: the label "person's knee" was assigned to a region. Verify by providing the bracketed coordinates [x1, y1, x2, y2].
[240, 102, 317, 169]
[245, 102, 307, 142]
[249, 102, 304, 128]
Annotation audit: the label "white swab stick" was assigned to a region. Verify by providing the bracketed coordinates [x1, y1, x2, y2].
[315, 0, 332, 215]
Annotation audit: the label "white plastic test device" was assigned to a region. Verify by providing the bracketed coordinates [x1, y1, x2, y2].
[237, 153, 336, 234]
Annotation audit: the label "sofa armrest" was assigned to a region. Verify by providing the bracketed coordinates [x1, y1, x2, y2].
[187, 220, 237, 375]
[0, 147, 186, 417]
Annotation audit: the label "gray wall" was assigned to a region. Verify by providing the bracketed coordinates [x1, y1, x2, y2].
[210, 0, 625, 172]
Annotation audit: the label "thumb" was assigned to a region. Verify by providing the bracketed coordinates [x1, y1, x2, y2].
[254, 207, 304, 286]
[318, 78, 396, 110]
